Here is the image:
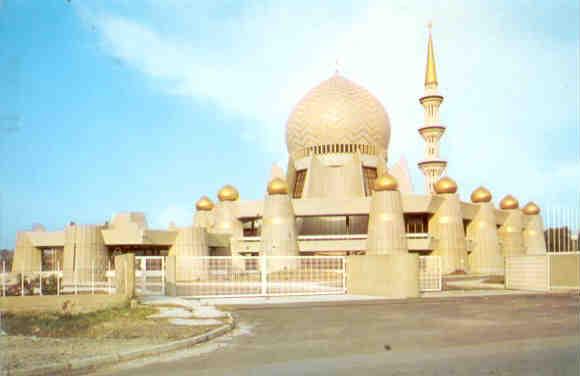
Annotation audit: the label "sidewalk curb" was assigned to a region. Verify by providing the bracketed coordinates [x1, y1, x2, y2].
[10, 311, 235, 376]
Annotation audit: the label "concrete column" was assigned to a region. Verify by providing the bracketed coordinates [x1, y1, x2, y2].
[431, 177, 468, 274]
[260, 178, 300, 272]
[12, 232, 41, 272]
[498, 195, 525, 256]
[169, 226, 209, 280]
[366, 173, 408, 254]
[63, 224, 107, 285]
[522, 202, 547, 255]
[165, 255, 177, 296]
[467, 187, 503, 275]
[114, 254, 135, 298]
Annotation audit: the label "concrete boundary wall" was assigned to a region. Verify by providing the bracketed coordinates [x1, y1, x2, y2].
[0, 294, 127, 314]
[347, 255, 419, 298]
[549, 253, 580, 289]
[505, 255, 549, 291]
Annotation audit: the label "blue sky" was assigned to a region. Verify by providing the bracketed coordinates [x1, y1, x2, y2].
[0, 0, 578, 249]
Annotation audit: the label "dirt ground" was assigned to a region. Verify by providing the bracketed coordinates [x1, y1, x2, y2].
[0, 304, 225, 373]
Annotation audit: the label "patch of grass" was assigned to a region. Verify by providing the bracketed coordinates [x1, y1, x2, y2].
[3, 304, 156, 338]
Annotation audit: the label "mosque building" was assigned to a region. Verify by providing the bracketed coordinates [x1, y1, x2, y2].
[11, 28, 547, 277]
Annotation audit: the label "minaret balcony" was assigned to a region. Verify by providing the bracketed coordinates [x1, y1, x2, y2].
[418, 160, 447, 168]
[419, 94, 444, 104]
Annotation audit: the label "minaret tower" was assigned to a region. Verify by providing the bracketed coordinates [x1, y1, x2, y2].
[418, 23, 447, 194]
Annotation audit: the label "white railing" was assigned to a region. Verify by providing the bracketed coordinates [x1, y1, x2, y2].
[175, 255, 346, 298]
[1, 261, 115, 297]
[544, 207, 580, 253]
[135, 256, 165, 296]
[419, 255, 442, 291]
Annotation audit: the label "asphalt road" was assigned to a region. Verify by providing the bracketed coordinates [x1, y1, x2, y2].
[101, 294, 580, 375]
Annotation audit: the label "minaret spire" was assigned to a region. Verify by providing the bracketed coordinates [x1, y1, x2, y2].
[417, 22, 447, 194]
[425, 22, 438, 89]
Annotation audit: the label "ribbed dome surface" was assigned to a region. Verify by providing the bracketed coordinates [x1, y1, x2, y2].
[286, 74, 390, 156]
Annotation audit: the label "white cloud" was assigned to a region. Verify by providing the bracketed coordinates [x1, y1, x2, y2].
[79, 1, 578, 207]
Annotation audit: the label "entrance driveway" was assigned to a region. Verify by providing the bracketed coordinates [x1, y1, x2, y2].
[101, 294, 580, 375]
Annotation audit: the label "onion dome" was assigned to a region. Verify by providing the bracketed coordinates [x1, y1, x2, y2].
[373, 173, 398, 191]
[499, 194, 519, 210]
[434, 176, 457, 194]
[286, 74, 390, 156]
[267, 178, 289, 195]
[470, 186, 492, 203]
[217, 185, 239, 202]
[195, 196, 214, 211]
[522, 201, 540, 215]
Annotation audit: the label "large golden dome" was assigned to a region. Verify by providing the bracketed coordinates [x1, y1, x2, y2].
[286, 74, 390, 156]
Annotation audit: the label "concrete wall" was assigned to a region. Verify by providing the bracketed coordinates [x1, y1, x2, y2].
[549, 254, 580, 289]
[0, 294, 127, 314]
[505, 255, 549, 291]
[346, 255, 419, 298]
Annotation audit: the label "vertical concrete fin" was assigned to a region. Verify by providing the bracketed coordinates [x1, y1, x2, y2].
[367, 190, 408, 255]
[432, 194, 468, 273]
[524, 214, 547, 255]
[467, 202, 503, 274]
[499, 210, 525, 256]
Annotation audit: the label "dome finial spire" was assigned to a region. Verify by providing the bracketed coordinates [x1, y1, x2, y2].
[425, 21, 438, 89]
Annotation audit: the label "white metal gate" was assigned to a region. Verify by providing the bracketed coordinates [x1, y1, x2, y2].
[419, 256, 442, 291]
[136, 256, 165, 295]
[175, 256, 346, 298]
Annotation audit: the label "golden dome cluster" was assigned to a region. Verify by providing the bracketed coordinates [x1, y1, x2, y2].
[373, 173, 398, 191]
[434, 176, 457, 194]
[470, 186, 492, 203]
[217, 185, 239, 202]
[195, 196, 214, 211]
[522, 201, 540, 215]
[267, 178, 289, 195]
[499, 195, 519, 210]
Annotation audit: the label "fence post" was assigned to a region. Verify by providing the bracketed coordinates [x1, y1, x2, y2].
[546, 254, 551, 291]
[39, 266, 43, 296]
[74, 269, 78, 295]
[2, 261, 5, 297]
[57, 265, 60, 296]
[260, 255, 267, 297]
[342, 257, 347, 293]
[161, 256, 166, 295]
[91, 261, 95, 295]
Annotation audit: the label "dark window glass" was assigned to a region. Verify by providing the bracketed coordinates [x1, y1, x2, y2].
[293, 169, 307, 198]
[362, 167, 378, 196]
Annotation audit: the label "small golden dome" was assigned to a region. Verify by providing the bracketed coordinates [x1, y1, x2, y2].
[470, 186, 492, 203]
[522, 201, 540, 215]
[267, 178, 289, 195]
[195, 196, 214, 211]
[434, 176, 457, 194]
[217, 185, 239, 202]
[373, 173, 398, 191]
[499, 194, 519, 210]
